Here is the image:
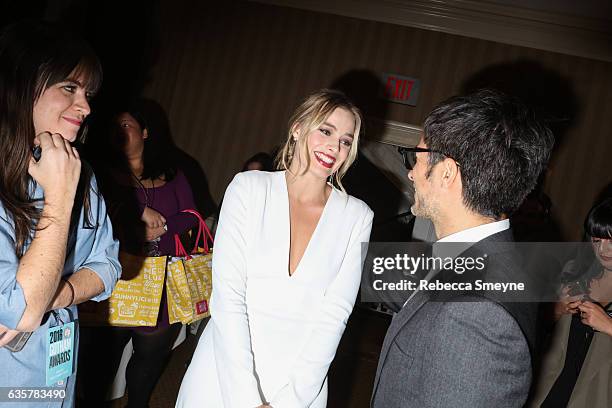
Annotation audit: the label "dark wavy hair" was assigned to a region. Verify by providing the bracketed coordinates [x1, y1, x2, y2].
[585, 198, 612, 239]
[0, 20, 102, 256]
[111, 99, 178, 182]
[423, 89, 554, 219]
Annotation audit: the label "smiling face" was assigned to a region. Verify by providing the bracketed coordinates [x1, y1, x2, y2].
[32, 74, 92, 142]
[296, 107, 355, 180]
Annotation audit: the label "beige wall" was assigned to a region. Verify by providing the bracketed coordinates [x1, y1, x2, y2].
[144, 0, 612, 240]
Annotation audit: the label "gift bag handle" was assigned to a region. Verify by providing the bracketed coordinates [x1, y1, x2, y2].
[174, 235, 190, 258]
[181, 209, 214, 253]
[174, 209, 214, 257]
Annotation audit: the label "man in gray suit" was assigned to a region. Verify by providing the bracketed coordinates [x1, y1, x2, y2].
[371, 89, 554, 407]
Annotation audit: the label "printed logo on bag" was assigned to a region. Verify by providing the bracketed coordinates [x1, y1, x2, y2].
[196, 300, 209, 314]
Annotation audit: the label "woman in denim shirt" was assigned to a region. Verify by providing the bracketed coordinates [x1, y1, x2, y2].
[0, 21, 121, 407]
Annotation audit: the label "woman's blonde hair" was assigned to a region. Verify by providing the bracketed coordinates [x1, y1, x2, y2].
[275, 89, 362, 192]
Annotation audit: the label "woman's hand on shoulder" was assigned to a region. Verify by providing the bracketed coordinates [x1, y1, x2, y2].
[141, 206, 166, 228]
[577, 301, 612, 336]
[28, 132, 81, 209]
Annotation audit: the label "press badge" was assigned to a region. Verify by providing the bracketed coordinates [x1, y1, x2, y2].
[45, 321, 75, 386]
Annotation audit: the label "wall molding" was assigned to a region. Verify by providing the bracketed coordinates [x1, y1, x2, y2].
[366, 118, 422, 147]
[254, 0, 612, 62]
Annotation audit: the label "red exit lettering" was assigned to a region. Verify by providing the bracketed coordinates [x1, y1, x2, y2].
[385, 76, 415, 101]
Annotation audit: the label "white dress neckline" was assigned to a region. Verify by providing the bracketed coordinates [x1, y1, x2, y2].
[278, 170, 337, 278]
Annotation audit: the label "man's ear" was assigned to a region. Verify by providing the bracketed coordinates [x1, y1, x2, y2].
[143, 128, 149, 140]
[441, 158, 459, 187]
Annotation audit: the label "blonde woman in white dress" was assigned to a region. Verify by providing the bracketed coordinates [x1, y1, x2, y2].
[176, 89, 373, 407]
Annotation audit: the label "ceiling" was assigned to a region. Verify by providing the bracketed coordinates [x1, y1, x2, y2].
[488, 0, 612, 20]
[254, 0, 612, 62]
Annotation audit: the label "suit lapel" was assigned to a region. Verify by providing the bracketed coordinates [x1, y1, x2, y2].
[372, 288, 430, 400]
[372, 228, 517, 402]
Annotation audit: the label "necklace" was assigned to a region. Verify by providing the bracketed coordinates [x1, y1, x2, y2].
[130, 172, 156, 208]
[130, 172, 162, 256]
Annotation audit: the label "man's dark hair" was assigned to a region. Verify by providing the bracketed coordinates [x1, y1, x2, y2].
[423, 89, 554, 219]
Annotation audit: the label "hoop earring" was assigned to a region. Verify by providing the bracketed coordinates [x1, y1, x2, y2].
[328, 172, 337, 185]
[287, 139, 296, 164]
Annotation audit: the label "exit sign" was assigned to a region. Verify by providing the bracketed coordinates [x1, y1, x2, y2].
[382, 73, 421, 106]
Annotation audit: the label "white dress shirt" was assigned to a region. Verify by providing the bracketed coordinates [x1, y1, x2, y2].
[403, 219, 510, 307]
[437, 219, 510, 243]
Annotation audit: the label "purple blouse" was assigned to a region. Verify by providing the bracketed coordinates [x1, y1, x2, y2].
[133, 170, 198, 256]
[106, 169, 198, 331]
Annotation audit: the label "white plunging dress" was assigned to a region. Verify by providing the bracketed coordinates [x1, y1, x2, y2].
[176, 170, 373, 407]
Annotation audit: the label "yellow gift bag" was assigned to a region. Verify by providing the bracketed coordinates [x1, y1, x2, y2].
[166, 209, 213, 324]
[80, 252, 167, 327]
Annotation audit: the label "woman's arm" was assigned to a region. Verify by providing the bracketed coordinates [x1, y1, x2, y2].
[47, 268, 104, 309]
[142, 171, 198, 245]
[209, 173, 263, 407]
[270, 206, 374, 407]
[11, 200, 73, 332]
[54, 174, 121, 306]
[3, 133, 81, 333]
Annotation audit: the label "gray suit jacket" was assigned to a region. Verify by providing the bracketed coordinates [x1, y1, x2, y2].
[371, 230, 537, 408]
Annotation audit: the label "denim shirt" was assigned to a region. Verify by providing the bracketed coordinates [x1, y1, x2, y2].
[0, 174, 121, 407]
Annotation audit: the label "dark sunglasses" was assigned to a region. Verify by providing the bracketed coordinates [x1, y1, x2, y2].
[398, 146, 460, 169]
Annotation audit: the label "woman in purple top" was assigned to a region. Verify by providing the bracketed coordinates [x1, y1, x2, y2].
[79, 102, 198, 407]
